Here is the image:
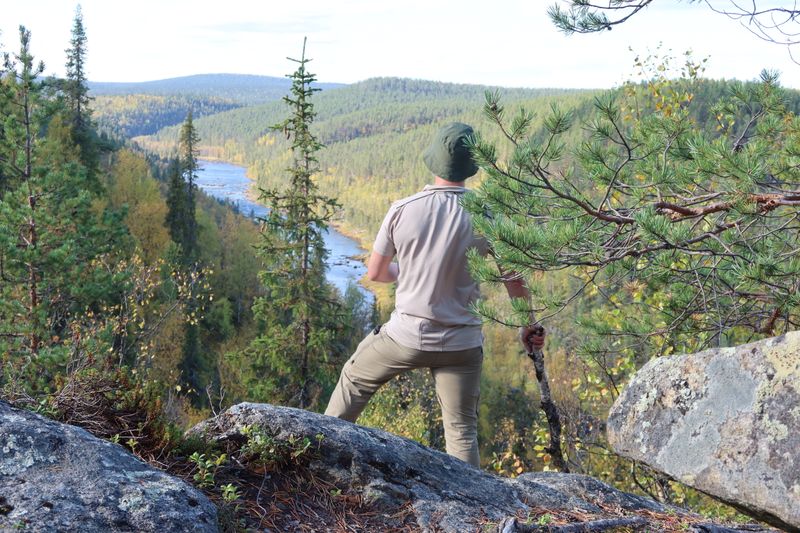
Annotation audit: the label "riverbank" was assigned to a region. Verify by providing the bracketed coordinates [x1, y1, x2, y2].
[327, 222, 395, 314]
[240, 165, 395, 315]
[240, 167, 368, 247]
[198, 159, 376, 304]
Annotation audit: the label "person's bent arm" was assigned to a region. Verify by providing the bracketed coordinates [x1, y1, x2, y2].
[367, 250, 399, 283]
[501, 271, 546, 353]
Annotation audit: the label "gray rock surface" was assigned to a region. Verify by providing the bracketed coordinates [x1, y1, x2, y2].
[0, 401, 218, 532]
[188, 402, 685, 532]
[607, 331, 800, 532]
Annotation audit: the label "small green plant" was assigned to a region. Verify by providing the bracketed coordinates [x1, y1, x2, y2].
[175, 434, 215, 457]
[126, 438, 138, 453]
[220, 483, 241, 504]
[217, 484, 245, 533]
[33, 397, 57, 418]
[287, 434, 312, 459]
[238, 425, 323, 469]
[189, 451, 228, 488]
[537, 514, 553, 526]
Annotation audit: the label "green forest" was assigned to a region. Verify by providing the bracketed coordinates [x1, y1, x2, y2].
[3, 3, 799, 531]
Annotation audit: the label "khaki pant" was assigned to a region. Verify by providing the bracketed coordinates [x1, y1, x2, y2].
[325, 327, 483, 467]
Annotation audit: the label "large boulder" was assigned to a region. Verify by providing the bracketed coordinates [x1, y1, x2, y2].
[608, 331, 800, 532]
[0, 401, 218, 532]
[188, 402, 767, 532]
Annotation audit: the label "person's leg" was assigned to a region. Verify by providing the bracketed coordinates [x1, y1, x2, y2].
[430, 346, 483, 467]
[325, 328, 417, 422]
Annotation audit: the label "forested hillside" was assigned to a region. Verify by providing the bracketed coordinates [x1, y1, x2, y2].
[90, 74, 346, 139]
[92, 94, 241, 138]
[135, 78, 594, 240]
[134, 74, 799, 243]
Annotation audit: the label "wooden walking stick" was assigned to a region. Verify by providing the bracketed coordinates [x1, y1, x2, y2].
[526, 326, 570, 473]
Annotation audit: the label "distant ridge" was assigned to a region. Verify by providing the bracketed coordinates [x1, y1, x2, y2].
[353, 76, 575, 96]
[138, 76, 590, 150]
[89, 73, 346, 105]
[93, 74, 583, 141]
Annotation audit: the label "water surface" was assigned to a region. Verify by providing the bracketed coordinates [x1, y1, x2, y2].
[196, 160, 372, 303]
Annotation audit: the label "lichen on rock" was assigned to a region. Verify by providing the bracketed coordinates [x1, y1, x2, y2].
[0, 401, 217, 532]
[608, 331, 800, 532]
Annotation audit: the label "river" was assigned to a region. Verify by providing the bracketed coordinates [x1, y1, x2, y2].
[196, 160, 373, 303]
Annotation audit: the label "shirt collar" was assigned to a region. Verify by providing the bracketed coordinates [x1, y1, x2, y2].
[423, 184, 468, 193]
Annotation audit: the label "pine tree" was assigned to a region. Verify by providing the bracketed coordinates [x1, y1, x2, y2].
[244, 39, 342, 409]
[0, 26, 130, 386]
[0, 27, 47, 358]
[467, 66, 800, 347]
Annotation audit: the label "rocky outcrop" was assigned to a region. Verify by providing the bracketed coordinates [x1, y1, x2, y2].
[188, 402, 768, 532]
[608, 331, 800, 532]
[0, 401, 217, 532]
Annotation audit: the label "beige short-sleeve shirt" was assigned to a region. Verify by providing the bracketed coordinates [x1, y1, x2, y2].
[373, 184, 490, 351]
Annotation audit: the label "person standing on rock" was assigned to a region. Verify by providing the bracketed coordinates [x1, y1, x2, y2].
[325, 122, 545, 467]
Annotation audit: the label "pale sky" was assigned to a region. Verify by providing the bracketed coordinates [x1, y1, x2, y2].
[1, 0, 798, 89]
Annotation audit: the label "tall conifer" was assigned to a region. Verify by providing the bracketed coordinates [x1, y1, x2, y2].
[0, 27, 46, 357]
[163, 111, 205, 398]
[164, 158, 187, 250]
[178, 110, 199, 263]
[0, 26, 129, 383]
[165, 111, 200, 265]
[245, 39, 341, 409]
[64, 5, 96, 172]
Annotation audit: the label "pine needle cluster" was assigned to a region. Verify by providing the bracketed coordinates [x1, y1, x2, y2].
[466, 69, 800, 355]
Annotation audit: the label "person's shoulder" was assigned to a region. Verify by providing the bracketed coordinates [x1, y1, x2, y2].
[389, 188, 440, 211]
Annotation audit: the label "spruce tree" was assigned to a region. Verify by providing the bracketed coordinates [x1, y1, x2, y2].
[164, 158, 187, 250]
[178, 109, 199, 264]
[164, 111, 200, 265]
[64, 4, 97, 173]
[245, 39, 341, 409]
[163, 111, 205, 398]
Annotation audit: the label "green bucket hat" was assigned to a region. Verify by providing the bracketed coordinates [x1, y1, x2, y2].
[422, 122, 479, 182]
